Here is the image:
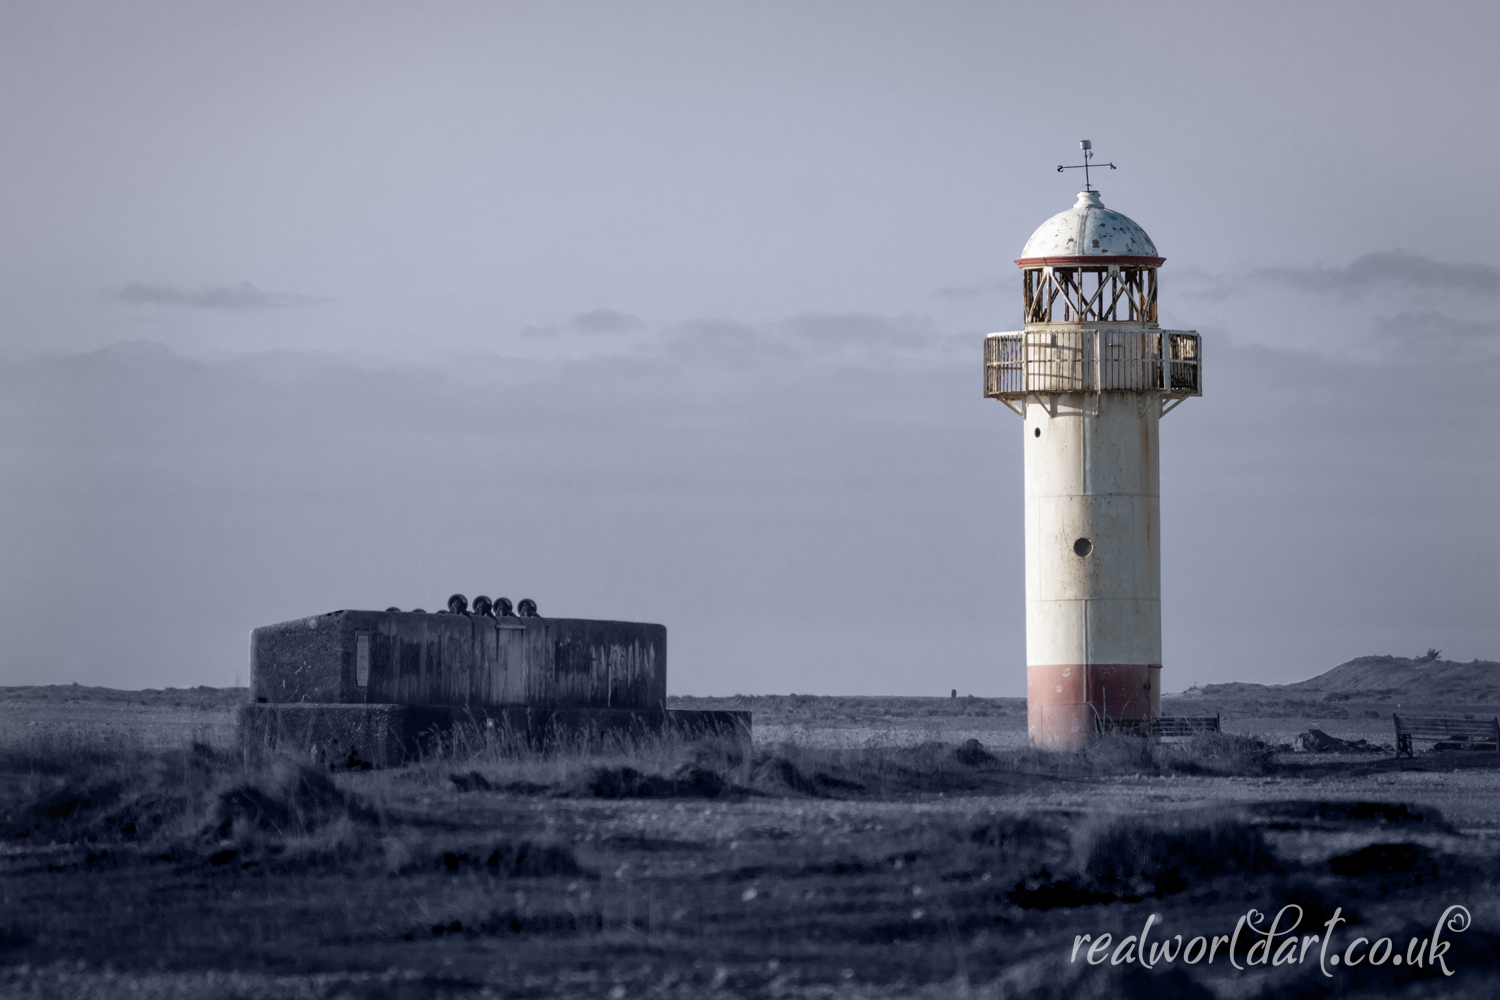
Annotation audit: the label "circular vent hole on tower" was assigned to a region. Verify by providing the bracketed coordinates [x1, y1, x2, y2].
[1073, 537, 1093, 557]
[1034, 427, 1041, 438]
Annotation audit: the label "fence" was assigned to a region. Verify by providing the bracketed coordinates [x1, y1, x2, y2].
[985, 329, 1200, 400]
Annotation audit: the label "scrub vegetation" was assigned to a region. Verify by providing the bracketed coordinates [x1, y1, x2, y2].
[2, 689, 1499, 999]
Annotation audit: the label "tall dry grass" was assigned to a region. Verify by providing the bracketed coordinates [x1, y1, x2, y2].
[0, 712, 1276, 877]
[744, 730, 1275, 799]
[0, 720, 386, 869]
[385, 716, 751, 797]
[0, 723, 152, 776]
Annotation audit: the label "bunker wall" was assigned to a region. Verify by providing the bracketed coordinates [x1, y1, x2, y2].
[250, 611, 666, 710]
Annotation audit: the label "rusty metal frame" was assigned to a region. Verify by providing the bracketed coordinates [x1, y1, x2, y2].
[1022, 265, 1158, 325]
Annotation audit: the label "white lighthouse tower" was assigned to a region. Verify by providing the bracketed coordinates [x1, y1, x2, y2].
[985, 143, 1201, 750]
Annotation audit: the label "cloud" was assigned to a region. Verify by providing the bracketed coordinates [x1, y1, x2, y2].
[1255, 250, 1500, 296]
[936, 277, 1007, 299]
[4, 337, 1494, 693]
[1371, 311, 1500, 356]
[520, 308, 645, 339]
[567, 308, 644, 334]
[1171, 251, 1500, 303]
[520, 310, 957, 370]
[0, 334, 1020, 692]
[1172, 268, 1242, 303]
[654, 312, 963, 369]
[939, 248, 1500, 303]
[108, 282, 324, 310]
[776, 311, 951, 355]
[668, 318, 760, 340]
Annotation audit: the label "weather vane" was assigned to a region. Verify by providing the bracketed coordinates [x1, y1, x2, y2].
[1057, 139, 1115, 192]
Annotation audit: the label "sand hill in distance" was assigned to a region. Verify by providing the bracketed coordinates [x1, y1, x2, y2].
[1171, 654, 1500, 717]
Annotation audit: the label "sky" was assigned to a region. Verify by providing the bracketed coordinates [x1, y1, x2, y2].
[1, 1, 1496, 695]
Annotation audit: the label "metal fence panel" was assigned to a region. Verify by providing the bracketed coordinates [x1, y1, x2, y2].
[984, 329, 1200, 400]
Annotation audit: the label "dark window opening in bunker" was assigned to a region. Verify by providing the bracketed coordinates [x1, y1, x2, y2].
[1034, 427, 1041, 438]
[1073, 537, 1093, 557]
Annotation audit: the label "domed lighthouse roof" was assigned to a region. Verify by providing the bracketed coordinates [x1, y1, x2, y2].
[1015, 190, 1164, 268]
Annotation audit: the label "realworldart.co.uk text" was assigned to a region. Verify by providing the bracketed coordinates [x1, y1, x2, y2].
[1069, 905, 1470, 977]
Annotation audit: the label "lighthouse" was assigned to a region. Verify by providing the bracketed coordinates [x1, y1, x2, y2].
[984, 143, 1201, 750]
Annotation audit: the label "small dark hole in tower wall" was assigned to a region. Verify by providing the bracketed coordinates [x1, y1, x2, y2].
[1034, 427, 1041, 438]
[1073, 538, 1093, 557]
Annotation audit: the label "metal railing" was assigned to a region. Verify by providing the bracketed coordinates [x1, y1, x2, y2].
[985, 328, 1200, 400]
[1096, 714, 1221, 739]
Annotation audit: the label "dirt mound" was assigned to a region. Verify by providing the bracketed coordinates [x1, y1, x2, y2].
[448, 772, 551, 795]
[578, 765, 726, 799]
[969, 815, 1069, 853]
[1010, 815, 1281, 909]
[1, 743, 232, 846]
[954, 738, 997, 767]
[214, 761, 376, 839]
[1253, 800, 1449, 830]
[1290, 654, 1500, 697]
[1293, 728, 1387, 752]
[1191, 654, 1500, 705]
[405, 907, 600, 940]
[752, 757, 866, 797]
[438, 843, 581, 877]
[1, 780, 126, 843]
[1328, 842, 1436, 877]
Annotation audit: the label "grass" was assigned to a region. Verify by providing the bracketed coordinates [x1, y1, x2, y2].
[669, 694, 1028, 721]
[0, 684, 249, 710]
[738, 731, 1276, 798]
[0, 723, 155, 776]
[365, 724, 1276, 810]
[1008, 811, 1283, 909]
[2, 715, 1498, 998]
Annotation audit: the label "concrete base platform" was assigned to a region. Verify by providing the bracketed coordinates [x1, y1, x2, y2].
[238, 703, 752, 769]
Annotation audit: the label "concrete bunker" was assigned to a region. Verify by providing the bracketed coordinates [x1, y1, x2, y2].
[238, 595, 748, 766]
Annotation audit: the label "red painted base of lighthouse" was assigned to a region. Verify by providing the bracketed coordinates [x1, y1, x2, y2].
[1026, 662, 1161, 749]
